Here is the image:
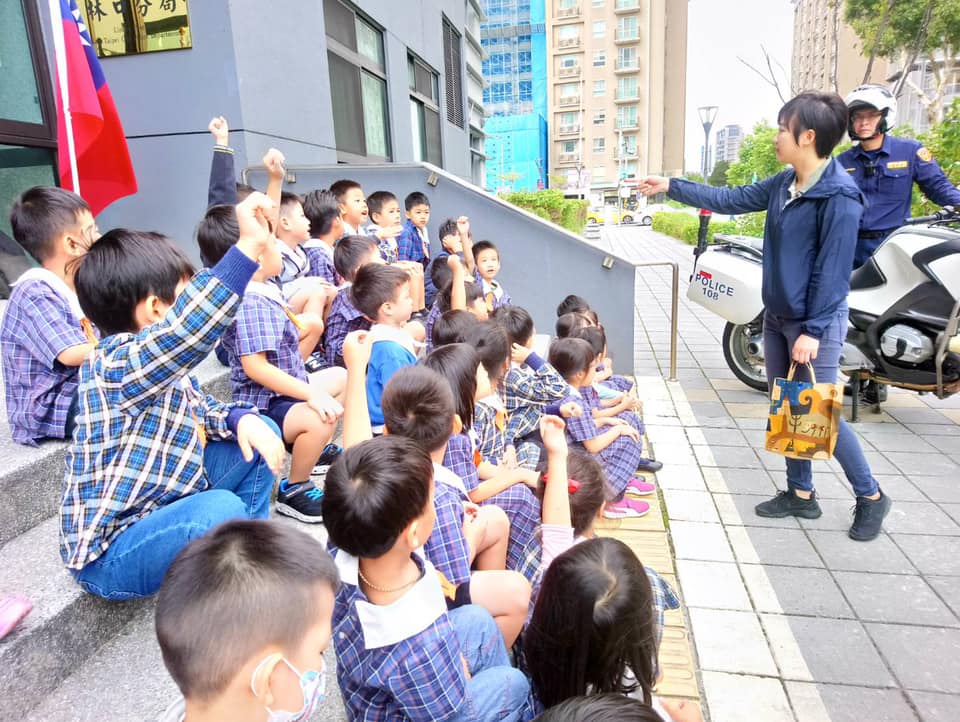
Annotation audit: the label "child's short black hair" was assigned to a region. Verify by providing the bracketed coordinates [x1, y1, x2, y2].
[334, 234, 378, 281]
[421, 342, 479, 430]
[323, 436, 434, 558]
[156, 519, 339, 702]
[465, 320, 510, 386]
[301, 190, 340, 236]
[279, 191, 302, 215]
[570, 325, 606, 358]
[471, 240, 499, 260]
[404, 191, 430, 211]
[493, 305, 534, 347]
[430, 256, 454, 294]
[235, 183, 256, 201]
[366, 190, 398, 218]
[329, 179, 362, 204]
[531, 694, 664, 722]
[382, 366, 455, 454]
[351, 263, 410, 320]
[556, 294, 591, 317]
[9, 186, 90, 263]
[438, 218, 458, 242]
[556, 312, 591, 338]
[196, 204, 238, 267]
[76, 229, 196, 336]
[778, 91, 848, 158]
[432, 309, 478, 348]
[548, 337, 594, 381]
[536, 451, 609, 537]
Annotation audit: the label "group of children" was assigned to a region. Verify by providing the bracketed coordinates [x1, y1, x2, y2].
[0, 117, 694, 721]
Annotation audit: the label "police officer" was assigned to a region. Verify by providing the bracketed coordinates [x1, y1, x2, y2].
[837, 85, 960, 269]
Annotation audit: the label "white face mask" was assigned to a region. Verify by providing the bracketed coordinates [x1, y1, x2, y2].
[250, 655, 326, 722]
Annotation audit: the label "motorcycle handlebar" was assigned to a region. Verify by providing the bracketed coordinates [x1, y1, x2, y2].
[905, 207, 958, 225]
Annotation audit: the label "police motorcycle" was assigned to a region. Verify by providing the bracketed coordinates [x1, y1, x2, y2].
[687, 208, 960, 420]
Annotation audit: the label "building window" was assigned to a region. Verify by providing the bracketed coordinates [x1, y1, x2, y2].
[592, 21, 605, 38]
[616, 76, 638, 100]
[559, 0, 578, 7]
[593, 80, 605, 97]
[558, 25, 579, 41]
[561, 140, 577, 154]
[325, 0, 391, 160]
[560, 111, 577, 125]
[593, 166, 606, 179]
[559, 54, 578, 69]
[592, 0, 605, 6]
[442, 18, 465, 128]
[617, 16, 638, 40]
[617, 46, 637, 70]
[593, 137, 605, 153]
[409, 55, 442, 166]
[559, 83, 579, 98]
[616, 105, 638, 129]
[593, 50, 606, 67]
[593, 110, 606, 125]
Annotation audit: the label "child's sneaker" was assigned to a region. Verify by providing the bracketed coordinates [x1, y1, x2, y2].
[603, 497, 650, 519]
[276, 479, 324, 523]
[636, 458, 663, 473]
[304, 352, 330, 373]
[626, 477, 657, 496]
[313, 443, 342, 475]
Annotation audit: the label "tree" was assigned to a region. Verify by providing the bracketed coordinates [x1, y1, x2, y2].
[684, 171, 705, 183]
[845, 0, 960, 126]
[709, 160, 731, 187]
[725, 121, 783, 186]
[912, 96, 960, 214]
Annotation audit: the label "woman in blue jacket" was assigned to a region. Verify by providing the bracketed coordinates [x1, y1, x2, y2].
[640, 92, 890, 541]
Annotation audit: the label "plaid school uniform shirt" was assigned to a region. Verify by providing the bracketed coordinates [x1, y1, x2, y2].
[60, 248, 259, 570]
[221, 281, 307, 410]
[1, 269, 89, 445]
[303, 239, 339, 285]
[423, 301, 442, 352]
[471, 269, 512, 312]
[581, 384, 644, 437]
[331, 551, 470, 721]
[562, 386, 642, 497]
[423, 463, 472, 586]
[396, 219, 429, 265]
[324, 285, 371, 366]
[503, 353, 569, 445]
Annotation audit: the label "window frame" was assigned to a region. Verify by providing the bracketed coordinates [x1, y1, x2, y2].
[0, 0, 57, 148]
[408, 54, 443, 167]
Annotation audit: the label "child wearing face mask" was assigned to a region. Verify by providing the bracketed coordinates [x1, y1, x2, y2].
[155, 519, 340, 722]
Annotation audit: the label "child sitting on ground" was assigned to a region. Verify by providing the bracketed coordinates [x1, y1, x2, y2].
[61, 195, 285, 599]
[300, 189, 341, 286]
[549, 338, 650, 519]
[424, 216, 474, 308]
[322, 434, 531, 721]
[366, 189, 427, 316]
[1, 186, 96, 446]
[424, 254, 488, 351]
[467, 240, 512, 313]
[339, 336, 530, 646]
[556, 294, 592, 318]
[156, 519, 339, 722]
[431, 309, 480, 348]
[350, 264, 417, 431]
[201, 206, 343, 524]
[329, 179, 369, 237]
[396, 191, 432, 268]
[324, 235, 382, 366]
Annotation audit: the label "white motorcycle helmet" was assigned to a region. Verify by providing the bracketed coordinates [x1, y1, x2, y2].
[845, 85, 897, 141]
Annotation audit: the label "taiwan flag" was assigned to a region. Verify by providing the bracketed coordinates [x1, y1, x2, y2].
[53, 0, 137, 214]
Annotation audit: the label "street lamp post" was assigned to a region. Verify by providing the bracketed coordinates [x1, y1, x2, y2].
[698, 105, 719, 184]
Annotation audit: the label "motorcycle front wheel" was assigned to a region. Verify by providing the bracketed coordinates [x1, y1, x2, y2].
[722, 317, 768, 392]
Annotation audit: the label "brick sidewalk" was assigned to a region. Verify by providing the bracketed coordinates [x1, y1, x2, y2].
[596, 224, 960, 722]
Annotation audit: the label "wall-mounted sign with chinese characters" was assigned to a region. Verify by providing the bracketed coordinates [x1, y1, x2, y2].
[78, 0, 192, 58]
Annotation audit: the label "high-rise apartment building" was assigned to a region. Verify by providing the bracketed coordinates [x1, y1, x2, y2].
[481, 0, 549, 192]
[545, 0, 686, 202]
[714, 124, 743, 167]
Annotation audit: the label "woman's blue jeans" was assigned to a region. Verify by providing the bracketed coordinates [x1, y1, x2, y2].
[763, 306, 879, 498]
[73, 419, 280, 600]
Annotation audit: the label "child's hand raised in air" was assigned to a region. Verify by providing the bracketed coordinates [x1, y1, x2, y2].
[234, 192, 276, 260]
[235, 414, 286, 474]
[510, 342, 532, 365]
[208, 116, 229, 146]
[308, 390, 343, 423]
[446, 253, 464, 272]
[263, 148, 286, 181]
[539, 415, 568, 457]
[559, 402, 582, 419]
[457, 216, 470, 237]
[342, 330, 373, 371]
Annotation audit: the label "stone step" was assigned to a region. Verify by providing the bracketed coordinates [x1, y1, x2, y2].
[0, 354, 231, 545]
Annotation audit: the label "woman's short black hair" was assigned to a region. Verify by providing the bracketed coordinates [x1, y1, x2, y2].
[75, 229, 196, 336]
[556, 294, 591, 318]
[9, 185, 90, 263]
[334, 235, 378, 281]
[464, 320, 510, 387]
[532, 694, 664, 722]
[535, 451, 609, 536]
[322, 436, 434, 558]
[493, 304, 535, 347]
[302, 189, 340, 236]
[548, 337, 595, 381]
[382, 366, 455, 454]
[351, 263, 410, 320]
[524, 537, 657, 709]
[196, 204, 238, 267]
[420, 343, 479, 431]
[432, 309, 479, 348]
[778, 91, 849, 158]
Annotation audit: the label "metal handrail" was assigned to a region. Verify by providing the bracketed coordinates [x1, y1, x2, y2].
[631, 260, 679, 382]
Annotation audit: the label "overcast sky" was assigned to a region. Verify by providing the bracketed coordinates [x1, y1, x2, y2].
[683, 0, 796, 172]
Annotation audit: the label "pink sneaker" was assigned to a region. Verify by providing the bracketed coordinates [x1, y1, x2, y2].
[603, 497, 650, 519]
[0, 596, 31, 640]
[626, 477, 657, 496]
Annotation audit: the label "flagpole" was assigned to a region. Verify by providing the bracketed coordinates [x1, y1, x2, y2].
[48, 0, 81, 196]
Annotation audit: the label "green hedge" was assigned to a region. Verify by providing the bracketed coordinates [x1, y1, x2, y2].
[651, 211, 738, 245]
[500, 189, 589, 235]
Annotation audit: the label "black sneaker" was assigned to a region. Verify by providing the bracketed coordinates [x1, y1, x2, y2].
[276, 479, 324, 523]
[304, 352, 329, 373]
[848, 490, 891, 541]
[861, 382, 888, 405]
[313, 443, 342, 476]
[755, 489, 823, 519]
[636, 458, 663, 473]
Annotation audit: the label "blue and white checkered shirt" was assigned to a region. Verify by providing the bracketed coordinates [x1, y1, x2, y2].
[396, 219, 429, 265]
[60, 248, 258, 570]
[503, 354, 569, 445]
[424, 465, 471, 586]
[324, 286, 371, 367]
[303, 239, 339, 285]
[221, 281, 308, 410]
[1, 269, 89, 445]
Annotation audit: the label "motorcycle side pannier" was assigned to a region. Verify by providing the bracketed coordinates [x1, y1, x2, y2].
[686, 247, 764, 324]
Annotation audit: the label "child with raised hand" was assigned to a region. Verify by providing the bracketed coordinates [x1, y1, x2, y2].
[424, 216, 474, 308]
[203, 205, 343, 525]
[549, 338, 650, 518]
[206, 115, 236, 208]
[432, 309, 480, 348]
[425, 253, 487, 350]
[424, 340, 542, 573]
[300, 189, 342, 285]
[366, 189, 428, 316]
[322, 434, 531, 721]
[466, 239, 512, 313]
[1, 186, 97, 446]
[155, 519, 339, 722]
[61, 193, 287, 600]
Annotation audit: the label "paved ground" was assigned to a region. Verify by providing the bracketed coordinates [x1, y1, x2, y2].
[596, 224, 960, 722]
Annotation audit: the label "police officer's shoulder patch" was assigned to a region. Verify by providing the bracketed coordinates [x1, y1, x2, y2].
[845, 167, 856, 173]
[917, 146, 933, 162]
